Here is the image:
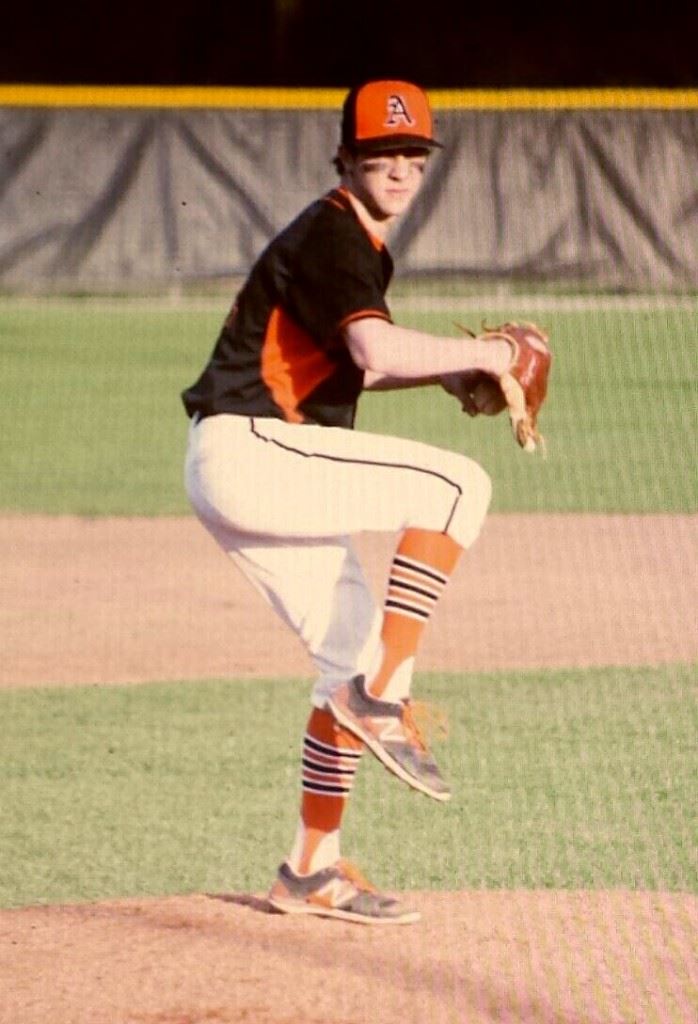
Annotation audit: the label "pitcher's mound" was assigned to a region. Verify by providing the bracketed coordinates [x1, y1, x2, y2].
[2, 890, 696, 1023]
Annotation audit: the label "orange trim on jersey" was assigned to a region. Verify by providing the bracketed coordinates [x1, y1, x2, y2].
[335, 186, 385, 251]
[260, 306, 335, 423]
[364, 227, 384, 253]
[324, 194, 347, 211]
[337, 309, 392, 331]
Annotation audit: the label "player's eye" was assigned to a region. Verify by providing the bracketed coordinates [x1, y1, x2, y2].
[408, 158, 427, 173]
[360, 156, 427, 175]
[361, 160, 391, 174]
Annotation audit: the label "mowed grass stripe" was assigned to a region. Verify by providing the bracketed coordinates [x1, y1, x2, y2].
[1, 665, 695, 908]
[1, 304, 696, 513]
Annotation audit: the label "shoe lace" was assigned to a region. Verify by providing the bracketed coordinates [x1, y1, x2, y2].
[402, 700, 449, 752]
[337, 859, 377, 893]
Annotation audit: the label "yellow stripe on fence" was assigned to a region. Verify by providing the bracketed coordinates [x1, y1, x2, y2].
[1, 84, 698, 110]
[430, 88, 698, 110]
[0, 85, 346, 109]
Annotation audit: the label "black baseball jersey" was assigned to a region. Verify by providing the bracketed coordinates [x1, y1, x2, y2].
[182, 188, 394, 429]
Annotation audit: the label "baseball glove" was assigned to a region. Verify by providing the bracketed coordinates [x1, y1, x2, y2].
[444, 321, 551, 453]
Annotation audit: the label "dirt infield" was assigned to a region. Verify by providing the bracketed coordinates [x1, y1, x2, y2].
[3, 891, 697, 1024]
[1, 513, 697, 1023]
[2, 513, 697, 687]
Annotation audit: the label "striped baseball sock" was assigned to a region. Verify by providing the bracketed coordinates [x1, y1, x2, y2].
[366, 528, 463, 702]
[287, 707, 364, 875]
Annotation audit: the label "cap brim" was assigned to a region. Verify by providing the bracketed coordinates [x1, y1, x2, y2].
[353, 134, 442, 154]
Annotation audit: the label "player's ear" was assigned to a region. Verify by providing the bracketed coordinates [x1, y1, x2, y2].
[334, 145, 356, 176]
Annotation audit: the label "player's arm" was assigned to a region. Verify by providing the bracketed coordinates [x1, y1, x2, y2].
[343, 316, 511, 386]
[363, 369, 441, 391]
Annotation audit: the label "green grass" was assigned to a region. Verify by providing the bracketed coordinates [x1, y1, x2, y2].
[1, 305, 215, 515]
[1, 665, 695, 908]
[1, 301, 696, 513]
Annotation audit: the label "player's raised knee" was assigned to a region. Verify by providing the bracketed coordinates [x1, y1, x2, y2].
[450, 457, 492, 549]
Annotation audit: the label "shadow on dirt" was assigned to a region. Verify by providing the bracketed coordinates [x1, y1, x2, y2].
[206, 892, 274, 915]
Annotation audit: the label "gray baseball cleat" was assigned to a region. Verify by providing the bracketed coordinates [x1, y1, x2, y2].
[267, 859, 420, 925]
[327, 675, 451, 801]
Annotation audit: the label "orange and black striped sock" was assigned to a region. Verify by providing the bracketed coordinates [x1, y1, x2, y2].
[288, 707, 364, 875]
[366, 528, 463, 701]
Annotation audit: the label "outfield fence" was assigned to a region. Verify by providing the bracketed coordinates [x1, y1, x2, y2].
[1, 86, 697, 292]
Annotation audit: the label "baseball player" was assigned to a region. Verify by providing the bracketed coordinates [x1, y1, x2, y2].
[182, 80, 549, 925]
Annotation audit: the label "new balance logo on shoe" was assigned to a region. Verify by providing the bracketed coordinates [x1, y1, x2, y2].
[376, 716, 409, 744]
[268, 860, 420, 925]
[327, 676, 451, 802]
[314, 876, 358, 908]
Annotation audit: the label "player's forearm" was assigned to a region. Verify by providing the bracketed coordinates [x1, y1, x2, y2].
[363, 370, 442, 391]
[344, 317, 511, 379]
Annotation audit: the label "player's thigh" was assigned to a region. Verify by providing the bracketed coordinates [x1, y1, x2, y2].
[246, 417, 492, 547]
[186, 414, 490, 545]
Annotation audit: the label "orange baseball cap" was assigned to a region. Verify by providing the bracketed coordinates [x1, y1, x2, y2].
[341, 80, 442, 153]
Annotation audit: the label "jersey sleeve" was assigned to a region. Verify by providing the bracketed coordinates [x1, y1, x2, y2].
[282, 207, 391, 346]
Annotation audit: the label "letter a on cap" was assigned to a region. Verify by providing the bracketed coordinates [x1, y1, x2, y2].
[385, 94, 415, 128]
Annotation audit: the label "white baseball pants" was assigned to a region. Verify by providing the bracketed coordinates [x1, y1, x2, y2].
[184, 413, 491, 707]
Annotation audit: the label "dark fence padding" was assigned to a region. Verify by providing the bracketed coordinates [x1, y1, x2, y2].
[1, 107, 696, 289]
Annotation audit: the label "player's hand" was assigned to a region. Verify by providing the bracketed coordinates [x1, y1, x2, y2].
[441, 369, 507, 417]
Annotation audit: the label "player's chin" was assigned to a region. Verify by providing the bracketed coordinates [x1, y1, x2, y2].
[380, 192, 414, 216]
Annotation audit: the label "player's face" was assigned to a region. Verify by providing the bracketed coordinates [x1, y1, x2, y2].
[345, 148, 430, 221]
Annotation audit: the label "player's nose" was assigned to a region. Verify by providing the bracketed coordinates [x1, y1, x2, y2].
[388, 155, 411, 180]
